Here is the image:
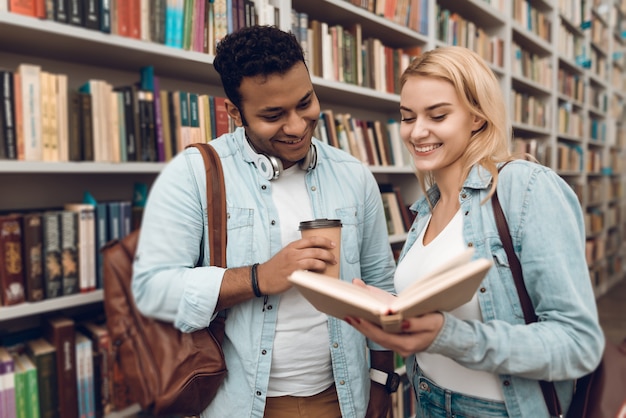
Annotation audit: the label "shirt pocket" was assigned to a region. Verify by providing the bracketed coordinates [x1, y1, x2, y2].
[226, 206, 255, 267]
[335, 207, 361, 264]
[491, 249, 525, 320]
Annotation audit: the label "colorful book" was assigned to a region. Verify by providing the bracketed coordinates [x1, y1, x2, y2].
[64, 204, 96, 293]
[0, 347, 16, 418]
[213, 96, 229, 138]
[13, 354, 40, 418]
[16, 63, 42, 161]
[0, 214, 26, 306]
[60, 210, 79, 295]
[26, 338, 59, 418]
[42, 211, 63, 299]
[79, 321, 113, 418]
[0, 69, 17, 160]
[21, 212, 45, 302]
[43, 315, 78, 418]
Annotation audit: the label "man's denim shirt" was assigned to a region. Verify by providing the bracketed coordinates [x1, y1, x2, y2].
[400, 161, 604, 417]
[132, 127, 396, 417]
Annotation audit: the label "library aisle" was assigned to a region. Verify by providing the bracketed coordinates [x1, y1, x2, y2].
[597, 280, 626, 345]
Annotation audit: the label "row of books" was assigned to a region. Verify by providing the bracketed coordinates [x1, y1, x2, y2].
[0, 63, 230, 162]
[7, 0, 271, 57]
[342, 0, 429, 34]
[511, 90, 550, 130]
[557, 68, 585, 103]
[435, 5, 505, 69]
[511, 41, 553, 88]
[0, 314, 127, 418]
[512, 0, 552, 43]
[315, 110, 412, 169]
[291, 14, 422, 94]
[0, 195, 142, 307]
[379, 183, 414, 237]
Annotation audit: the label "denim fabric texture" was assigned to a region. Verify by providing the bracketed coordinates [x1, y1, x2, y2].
[131, 127, 397, 417]
[400, 160, 604, 418]
[411, 361, 508, 418]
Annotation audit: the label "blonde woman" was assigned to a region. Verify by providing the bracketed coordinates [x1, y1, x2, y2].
[345, 46, 604, 417]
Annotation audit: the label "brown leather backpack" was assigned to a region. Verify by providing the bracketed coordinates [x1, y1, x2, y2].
[102, 143, 227, 416]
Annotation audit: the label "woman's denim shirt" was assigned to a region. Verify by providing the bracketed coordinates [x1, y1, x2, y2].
[131, 127, 396, 417]
[400, 161, 604, 417]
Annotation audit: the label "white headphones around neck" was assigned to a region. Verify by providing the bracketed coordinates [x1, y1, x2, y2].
[243, 138, 317, 181]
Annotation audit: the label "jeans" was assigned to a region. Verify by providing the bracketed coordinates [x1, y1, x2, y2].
[412, 367, 509, 418]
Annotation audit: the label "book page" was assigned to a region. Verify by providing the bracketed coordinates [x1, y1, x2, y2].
[396, 247, 476, 299]
[389, 258, 492, 315]
[288, 271, 393, 322]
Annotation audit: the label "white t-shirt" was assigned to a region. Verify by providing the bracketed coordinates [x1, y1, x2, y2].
[267, 165, 333, 397]
[394, 209, 504, 401]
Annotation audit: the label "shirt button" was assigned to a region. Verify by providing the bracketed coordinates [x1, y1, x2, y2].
[266, 305, 273, 310]
[261, 185, 267, 190]
[271, 220, 276, 225]
[333, 343, 339, 348]
[256, 390, 262, 396]
[467, 242, 474, 247]
[503, 380, 510, 387]
[461, 193, 467, 199]
[311, 186, 317, 191]
[261, 349, 267, 355]
[480, 287, 486, 293]
[339, 380, 345, 385]
[464, 211, 469, 216]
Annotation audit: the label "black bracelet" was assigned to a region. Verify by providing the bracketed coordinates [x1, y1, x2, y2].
[251, 263, 263, 297]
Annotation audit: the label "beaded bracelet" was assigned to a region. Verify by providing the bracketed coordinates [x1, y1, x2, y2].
[251, 263, 263, 297]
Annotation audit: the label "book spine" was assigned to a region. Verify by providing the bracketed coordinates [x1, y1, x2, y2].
[178, 91, 190, 150]
[106, 201, 121, 241]
[99, 0, 111, 33]
[94, 203, 108, 290]
[75, 335, 86, 418]
[1, 70, 17, 159]
[44, 317, 78, 418]
[0, 214, 26, 306]
[60, 210, 79, 295]
[26, 339, 59, 418]
[42, 211, 62, 299]
[1, 350, 17, 418]
[13, 355, 27, 418]
[18, 64, 43, 162]
[67, 0, 82, 25]
[83, 0, 100, 30]
[21, 213, 45, 302]
[67, 90, 82, 161]
[119, 201, 132, 237]
[212, 95, 229, 138]
[79, 93, 94, 161]
[152, 76, 165, 162]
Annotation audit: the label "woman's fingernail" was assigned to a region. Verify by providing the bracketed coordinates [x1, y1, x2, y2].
[344, 317, 352, 325]
[401, 320, 410, 330]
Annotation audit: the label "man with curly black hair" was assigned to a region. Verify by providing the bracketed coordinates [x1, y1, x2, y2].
[132, 25, 397, 418]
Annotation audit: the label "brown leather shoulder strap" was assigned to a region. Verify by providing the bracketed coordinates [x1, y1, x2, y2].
[186, 143, 227, 268]
[492, 162, 562, 417]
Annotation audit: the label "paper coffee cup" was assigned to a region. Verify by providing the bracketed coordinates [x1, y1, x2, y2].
[299, 219, 342, 278]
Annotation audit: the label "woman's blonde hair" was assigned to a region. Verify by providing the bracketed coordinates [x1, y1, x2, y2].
[401, 46, 514, 202]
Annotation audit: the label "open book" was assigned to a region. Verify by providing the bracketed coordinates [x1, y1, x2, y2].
[288, 248, 492, 333]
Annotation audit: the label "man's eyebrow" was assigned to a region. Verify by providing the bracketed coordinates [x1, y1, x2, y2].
[260, 90, 314, 113]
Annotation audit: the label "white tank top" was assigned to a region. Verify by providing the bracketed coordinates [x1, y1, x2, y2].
[395, 209, 504, 401]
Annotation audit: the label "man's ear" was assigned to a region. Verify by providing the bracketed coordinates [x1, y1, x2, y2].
[225, 99, 243, 127]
